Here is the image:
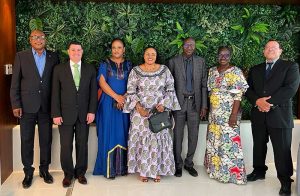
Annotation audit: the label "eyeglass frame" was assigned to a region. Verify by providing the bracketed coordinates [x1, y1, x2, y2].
[217, 53, 231, 59]
[183, 43, 195, 49]
[30, 35, 46, 41]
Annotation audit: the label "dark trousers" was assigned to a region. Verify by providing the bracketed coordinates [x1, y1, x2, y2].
[20, 108, 52, 175]
[173, 98, 200, 168]
[251, 123, 293, 182]
[59, 119, 89, 179]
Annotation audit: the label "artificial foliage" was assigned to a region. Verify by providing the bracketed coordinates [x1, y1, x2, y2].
[16, 0, 300, 119]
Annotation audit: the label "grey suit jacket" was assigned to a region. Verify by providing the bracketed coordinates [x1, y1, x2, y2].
[168, 54, 208, 112]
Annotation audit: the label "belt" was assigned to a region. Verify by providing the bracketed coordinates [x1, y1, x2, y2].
[183, 95, 194, 99]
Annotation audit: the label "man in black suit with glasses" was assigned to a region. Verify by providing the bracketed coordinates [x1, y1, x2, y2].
[10, 30, 59, 188]
[246, 40, 300, 195]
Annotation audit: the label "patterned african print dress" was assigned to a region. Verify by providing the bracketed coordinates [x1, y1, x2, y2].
[204, 66, 249, 184]
[123, 65, 181, 178]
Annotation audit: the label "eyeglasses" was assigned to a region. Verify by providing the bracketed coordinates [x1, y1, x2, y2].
[264, 46, 280, 50]
[218, 54, 230, 59]
[30, 35, 45, 40]
[183, 43, 195, 48]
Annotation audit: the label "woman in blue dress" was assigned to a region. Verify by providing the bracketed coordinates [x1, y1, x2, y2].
[93, 38, 133, 179]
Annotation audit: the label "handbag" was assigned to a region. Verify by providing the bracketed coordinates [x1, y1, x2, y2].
[148, 108, 174, 133]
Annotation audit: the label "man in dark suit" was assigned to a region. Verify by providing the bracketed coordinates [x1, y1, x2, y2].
[168, 37, 208, 177]
[51, 41, 97, 187]
[10, 30, 59, 188]
[246, 40, 300, 195]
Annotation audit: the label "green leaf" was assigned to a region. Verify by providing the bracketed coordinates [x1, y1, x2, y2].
[169, 39, 181, 45]
[29, 18, 43, 31]
[243, 8, 250, 18]
[231, 25, 243, 30]
[196, 40, 207, 51]
[231, 25, 244, 34]
[131, 38, 145, 54]
[125, 34, 133, 44]
[251, 23, 269, 33]
[249, 33, 260, 44]
[176, 21, 183, 32]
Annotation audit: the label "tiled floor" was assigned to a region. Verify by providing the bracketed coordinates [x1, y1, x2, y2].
[0, 164, 297, 196]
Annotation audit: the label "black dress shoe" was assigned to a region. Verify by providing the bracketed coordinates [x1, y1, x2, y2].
[62, 177, 72, 188]
[77, 175, 87, 184]
[174, 168, 182, 177]
[39, 171, 53, 184]
[279, 182, 291, 195]
[247, 171, 265, 182]
[184, 166, 198, 177]
[22, 175, 33, 189]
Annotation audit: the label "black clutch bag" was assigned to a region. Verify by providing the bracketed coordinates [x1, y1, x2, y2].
[148, 108, 173, 133]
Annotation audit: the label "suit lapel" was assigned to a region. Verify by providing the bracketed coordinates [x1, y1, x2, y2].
[78, 63, 87, 92]
[41, 51, 51, 79]
[255, 63, 266, 85]
[65, 62, 77, 91]
[179, 55, 186, 80]
[192, 55, 198, 84]
[266, 59, 281, 82]
[27, 50, 41, 79]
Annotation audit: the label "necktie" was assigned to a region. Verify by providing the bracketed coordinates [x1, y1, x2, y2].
[186, 59, 193, 92]
[73, 63, 80, 90]
[265, 62, 273, 79]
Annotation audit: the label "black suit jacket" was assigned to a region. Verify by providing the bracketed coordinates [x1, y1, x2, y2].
[246, 59, 300, 128]
[51, 62, 97, 125]
[10, 49, 60, 113]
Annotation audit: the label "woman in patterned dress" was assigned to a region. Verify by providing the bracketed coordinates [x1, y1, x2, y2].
[123, 47, 181, 182]
[204, 46, 249, 184]
[93, 38, 133, 179]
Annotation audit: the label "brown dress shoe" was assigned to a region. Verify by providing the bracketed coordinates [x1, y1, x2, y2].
[77, 175, 87, 184]
[62, 177, 72, 188]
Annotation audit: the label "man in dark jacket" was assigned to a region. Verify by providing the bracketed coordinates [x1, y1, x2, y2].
[51, 41, 97, 187]
[246, 40, 300, 195]
[10, 30, 59, 188]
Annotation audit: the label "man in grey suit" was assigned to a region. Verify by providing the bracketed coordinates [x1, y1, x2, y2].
[168, 37, 208, 177]
[51, 41, 97, 187]
[10, 30, 59, 188]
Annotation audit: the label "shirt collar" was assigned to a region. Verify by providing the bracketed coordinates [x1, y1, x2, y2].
[32, 48, 46, 56]
[70, 60, 82, 67]
[183, 54, 193, 62]
[265, 58, 279, 65]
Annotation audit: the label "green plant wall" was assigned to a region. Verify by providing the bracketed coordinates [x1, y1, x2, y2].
[16, 0, 300, 119]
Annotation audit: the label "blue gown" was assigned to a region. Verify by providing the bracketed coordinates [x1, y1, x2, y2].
[93, 59, 132, 178]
